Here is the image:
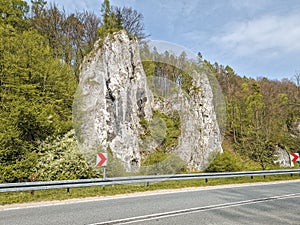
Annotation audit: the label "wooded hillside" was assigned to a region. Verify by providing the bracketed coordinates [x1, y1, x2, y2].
[1, 0, 299, 182]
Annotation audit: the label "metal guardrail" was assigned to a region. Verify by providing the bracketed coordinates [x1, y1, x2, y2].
[1, 169, 300, 193]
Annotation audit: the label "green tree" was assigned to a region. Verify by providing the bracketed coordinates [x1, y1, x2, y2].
[0, 0, 29, 29]
[30, 3, 101, 81]
[0, 24, 76, 182]
[97, 0, 122, 39]
[247, 135, 276, 170]
[98, 0, 147, 41]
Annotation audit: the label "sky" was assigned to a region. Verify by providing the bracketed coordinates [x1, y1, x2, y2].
[43, 0, 300, 80]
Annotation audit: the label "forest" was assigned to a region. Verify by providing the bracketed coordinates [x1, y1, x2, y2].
[1, 0, 300, 183]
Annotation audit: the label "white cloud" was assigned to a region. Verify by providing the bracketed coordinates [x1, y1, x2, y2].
[213, 13, 300, 58]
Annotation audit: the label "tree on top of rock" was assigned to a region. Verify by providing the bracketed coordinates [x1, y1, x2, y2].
[98, 0, 147, 40]
[98, 0, 122, 38]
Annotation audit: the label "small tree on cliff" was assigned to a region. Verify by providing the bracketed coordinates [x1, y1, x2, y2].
[114, 6, 148, 40]
[98, 0, 147, 40]
[98, 0, 122, 38]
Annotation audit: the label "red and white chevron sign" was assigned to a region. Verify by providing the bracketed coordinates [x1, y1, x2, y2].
[290, 153, 299, 163]
[96, 153, 108, 167]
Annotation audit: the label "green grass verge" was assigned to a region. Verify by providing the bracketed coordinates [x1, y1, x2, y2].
[1, 174, 300, 205]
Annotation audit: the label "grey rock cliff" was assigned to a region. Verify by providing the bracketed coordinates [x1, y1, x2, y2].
[176, 72, 223, 171]
[152, 72, 223, 171]
[74, 30, 223, 173]
[73, 30, 153, 172]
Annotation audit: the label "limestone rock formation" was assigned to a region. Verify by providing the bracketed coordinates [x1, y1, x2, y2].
[274, 146, 291, 167]
[73, 30, 153, 172]
[176, 72, 223, 170]
[152, 72, 223, 171]
[74, 30, 223, 173]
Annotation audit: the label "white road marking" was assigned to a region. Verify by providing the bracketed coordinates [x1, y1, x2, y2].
[1, 179, 299, 211]
[88, 193, 300, 225]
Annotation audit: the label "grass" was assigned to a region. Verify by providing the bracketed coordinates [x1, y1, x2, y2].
[1, 173, 300, 205]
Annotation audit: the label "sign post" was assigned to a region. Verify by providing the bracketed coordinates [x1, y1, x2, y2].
[96, 152, 108, 179]
[103, 167, 107, 180]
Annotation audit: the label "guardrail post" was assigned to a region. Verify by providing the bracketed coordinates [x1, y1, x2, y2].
[205, 178, 208, 183]
[67, 188, 70, 194]
[29, 173, 37, 197]
[251, 176, 253, 179]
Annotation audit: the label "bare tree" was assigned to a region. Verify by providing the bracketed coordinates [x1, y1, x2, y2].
[113, 6, 148, 40]
[293, 71, 300, 87]
[77, 11, 101, 51]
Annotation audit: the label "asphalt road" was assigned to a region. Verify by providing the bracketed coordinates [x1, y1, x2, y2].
[1, 180, 300, 225]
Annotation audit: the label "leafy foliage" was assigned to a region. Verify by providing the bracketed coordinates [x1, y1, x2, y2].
[0, 0, 77, 182]
[141, 45, 196, 95]
[0, 0, 29, 29]
[105, 147, 127, 177]
[139, 110, 181, 156]
[153, 110, 181, 151]
[208, 62, 300, 169]
[140, 151, 187, 175]
[35, 131, 97, 181]
[30, 2, 101, 81]
[205, 151, 243, 172]
[97, 0, 122, 39]
[0, 0, 148, 183]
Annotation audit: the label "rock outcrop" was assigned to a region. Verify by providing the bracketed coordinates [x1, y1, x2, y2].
[73, 30, 153, 172]
[151, 72, 223, 171]
[176, 72, 223, 170]
[74, 30, 223, 173]
[274, 146, 291, 167]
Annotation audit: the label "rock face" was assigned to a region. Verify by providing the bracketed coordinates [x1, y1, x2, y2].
[152, 73, 223, 171]
[74, 30, 223, 172]
[74, 30, 153, 172]
[176, 72, 223, 170]
[274, 146, 291, 167]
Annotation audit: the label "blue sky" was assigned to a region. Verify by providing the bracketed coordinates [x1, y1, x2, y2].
[44, 0, 300, 80]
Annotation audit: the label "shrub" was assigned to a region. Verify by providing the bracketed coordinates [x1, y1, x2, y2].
[105, 149, 127, 177]
[205, 151, 243, 172]
[140, 151, 187, 175]
[35, 130, 97, 181]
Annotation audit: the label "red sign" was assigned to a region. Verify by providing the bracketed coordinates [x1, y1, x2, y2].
[290, 153, 299, 163]
[96, 153, 108, 166]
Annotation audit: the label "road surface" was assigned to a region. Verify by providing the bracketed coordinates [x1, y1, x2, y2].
[1, 180, 300, 225]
